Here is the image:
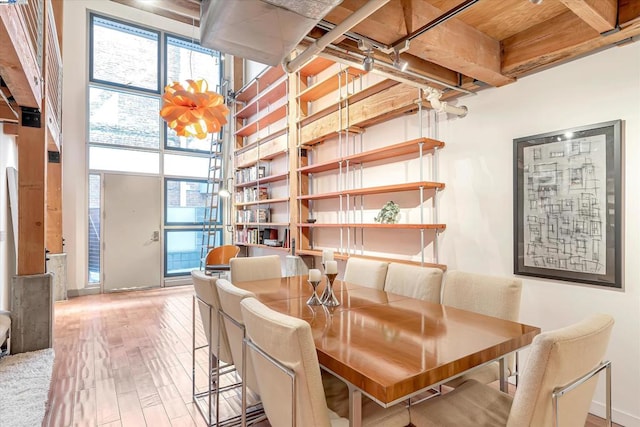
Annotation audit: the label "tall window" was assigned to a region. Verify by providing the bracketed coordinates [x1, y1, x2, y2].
[88, 14, 223, 284]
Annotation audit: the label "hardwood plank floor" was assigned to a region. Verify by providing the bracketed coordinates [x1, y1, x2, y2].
[42, 285, 620, 426]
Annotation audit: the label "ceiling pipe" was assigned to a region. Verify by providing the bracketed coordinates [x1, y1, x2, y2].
[306, 38, 475, 95]
[424, 87, 468, 117]
[283, 0, 391, 73]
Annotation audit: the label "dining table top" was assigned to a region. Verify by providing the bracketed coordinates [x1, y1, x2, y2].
[232, 275, 541, 405]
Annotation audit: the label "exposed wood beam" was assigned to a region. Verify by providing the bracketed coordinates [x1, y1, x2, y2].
[109, 0, 200, 26]
[46, 157, 63, 253]
[620, 0, 640, 27]
[502, 10, 640, 77]
[558, 0, 617, 33]
[0, 103, 18, 122]
[17, 108, 47, 275]
[325, 0, 513, 87]
[3, 122, 18, 135]
[0, 6, 42, 108]
[400, 0, 414, 33]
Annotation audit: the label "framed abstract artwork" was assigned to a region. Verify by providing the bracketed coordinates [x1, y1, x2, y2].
[513, 120, 622, 288]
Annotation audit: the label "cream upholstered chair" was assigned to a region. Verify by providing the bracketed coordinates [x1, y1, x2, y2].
[411, 314, 614, 426]
[230, 255, 282, 283]
[240, 297, 411, 427]
[343, 257, 388, 290]
[191, 270, 233, 365]
[442, 270, 522, 386]
[215, 279, 264, 424]
[383, 263, 443, 303]
[191, 271, 236, 425]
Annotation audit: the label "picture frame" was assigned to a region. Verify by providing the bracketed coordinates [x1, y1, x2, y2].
[513, 120, 622, 288]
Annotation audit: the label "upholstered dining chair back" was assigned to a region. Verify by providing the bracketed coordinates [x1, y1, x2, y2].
[442, 270, 522, 321]
[442, 271, 522, 384]
[409, 314, 614, 427]
[191, 270, 233, 364]
[383, 263, 443, 303]
[215, 279, 259, 392]
[343, 258, 388, 290]
[507, 313, 614, 426]
[230, 255, 282, 283]
[240, 297, 336, 427]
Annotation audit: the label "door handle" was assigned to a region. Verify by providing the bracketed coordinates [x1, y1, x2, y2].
[152, 231, 159, 241]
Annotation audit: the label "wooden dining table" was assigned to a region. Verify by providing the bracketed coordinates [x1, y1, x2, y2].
[233, 275, 540, 427]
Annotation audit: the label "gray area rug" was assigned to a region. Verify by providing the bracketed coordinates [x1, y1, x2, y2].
[0, 348, 55, 427]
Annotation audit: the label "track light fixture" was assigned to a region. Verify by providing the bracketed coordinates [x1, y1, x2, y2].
[358, 39, 375, 71]
[529, 0, 543, 4]
[391, 49, 408, 72]
[362, 50, 374, 71]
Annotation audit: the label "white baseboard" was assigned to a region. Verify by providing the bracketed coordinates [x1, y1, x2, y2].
[590, 400, 640, 427]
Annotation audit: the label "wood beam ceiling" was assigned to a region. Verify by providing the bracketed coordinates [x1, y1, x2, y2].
[502, 3, 640, 78]
[324, 0, 513, 87]
[558, 0, 617, 33]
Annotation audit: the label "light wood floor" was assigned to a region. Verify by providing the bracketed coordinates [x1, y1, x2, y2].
[42, 285, 619, 426]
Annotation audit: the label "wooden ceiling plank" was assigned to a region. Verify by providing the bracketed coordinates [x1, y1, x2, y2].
[324, 0, 513, 87]
[558, 0, 617, 33]
[502, 10, 640, 77]
[620, 0, 640, 27]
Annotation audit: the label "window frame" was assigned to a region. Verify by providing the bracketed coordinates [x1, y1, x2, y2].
[89, 13, 162, 94]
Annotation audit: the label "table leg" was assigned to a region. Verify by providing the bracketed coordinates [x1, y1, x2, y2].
[348, 384, 362, 427]
[499, 357, 508, 392]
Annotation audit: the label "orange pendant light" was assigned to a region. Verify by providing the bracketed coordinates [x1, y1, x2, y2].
[160, 79, 230, 140]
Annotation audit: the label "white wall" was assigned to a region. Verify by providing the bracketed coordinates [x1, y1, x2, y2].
[62, 1, 196, 292]
[0, 125, 18, 310]
[438, 42, 640, 425]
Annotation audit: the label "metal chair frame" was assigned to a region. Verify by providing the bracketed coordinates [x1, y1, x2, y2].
[218, 308, 266, 427]
[552, 360, 612, 427]
[244, 336, 297, 427]
[192, 295, 247, 427]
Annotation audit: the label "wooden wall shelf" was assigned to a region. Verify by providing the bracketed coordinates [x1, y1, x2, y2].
[299, 137, 445, 175]
[297, 181, 444, 201]
[297, 68, 366, 103]
[235, 104, 287, 138]
[235, 171, 289, 188]
[236, 65, 285, 103]
[236, 222, 290, 227]
[297, 223, 446, 230]
[238, 243, 290, 252]
[297, 79, 399, 128]
[235, 77, 287, 120]
[299, 57, 334, 78]
[235, 197, 289, 207]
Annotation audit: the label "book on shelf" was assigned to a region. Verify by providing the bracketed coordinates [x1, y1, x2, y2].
[236, 208, 270, 223]
[235, 165, 267, 184]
